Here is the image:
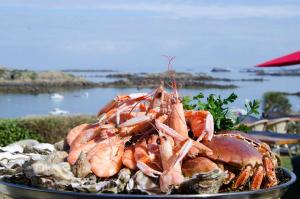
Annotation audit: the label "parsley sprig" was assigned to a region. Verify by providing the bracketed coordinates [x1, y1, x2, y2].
[182, 93, 260, 132]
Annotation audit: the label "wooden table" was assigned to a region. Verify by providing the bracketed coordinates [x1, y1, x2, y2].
[249, 131, 300, 145]
[249, 131, 300, 157]
[289, 117, 300, 122]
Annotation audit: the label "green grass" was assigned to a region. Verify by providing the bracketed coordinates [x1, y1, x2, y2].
[281, 155, 293, 171]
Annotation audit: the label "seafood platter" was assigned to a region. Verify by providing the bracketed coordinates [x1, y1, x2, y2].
[0, 81, 296, 198]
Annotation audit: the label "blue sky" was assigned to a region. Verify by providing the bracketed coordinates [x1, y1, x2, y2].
[0, 0, 300, 71]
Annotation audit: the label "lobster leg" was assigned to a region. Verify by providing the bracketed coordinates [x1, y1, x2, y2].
[155, 120, 213, 156]
[233, 165, 252, 189]
[250, 164, 264, 190]
[136, 161, 162, 178]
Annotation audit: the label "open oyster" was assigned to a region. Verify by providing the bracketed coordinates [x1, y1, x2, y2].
[71, 168, 131, 193]
[126, 171, 162, 195]
[22, 151, 77, 190]
[176, 169, 225, 194]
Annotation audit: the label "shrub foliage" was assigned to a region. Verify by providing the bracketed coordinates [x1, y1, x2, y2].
[0, 119, 40, 146]
[0, 115, 97, 146]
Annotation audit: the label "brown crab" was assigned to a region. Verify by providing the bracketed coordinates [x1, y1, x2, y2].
[198, 131, 278, 190]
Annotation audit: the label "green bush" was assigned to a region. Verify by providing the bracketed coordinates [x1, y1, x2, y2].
[0, 115, 97, 146]
[18, 115, 97, 143]
[263, 92, 292, 118]
[0, 119, 40, 146]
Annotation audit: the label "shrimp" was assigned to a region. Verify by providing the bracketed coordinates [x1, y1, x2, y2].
[122, 146, 137, 170]
[134, 135, 163, 177]
[118, 109, 160, 137]
[132, 120, 194, 192]
[97, 93, 149, 117]
[155, 120, 213, 157]
[97, 91, 158, 126]
[89, 136, 125, 177]
[168, 95, 189, 138]
[159, 138, 193, 192]
[66, 123, 92, 146]
[68, 124, 117, 165]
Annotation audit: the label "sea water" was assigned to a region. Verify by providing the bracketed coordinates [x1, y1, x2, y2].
[0, 68, 299, 118]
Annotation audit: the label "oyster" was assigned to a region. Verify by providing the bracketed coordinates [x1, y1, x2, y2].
[176, 169, 225, 194]
[24, 143, 55, 155]
[71, 152, 92, 178]
[22, 151, 77, 189]
[126, 171, 162, 195]
[0, 144, 23, 154]
[54, 139, 69, 151]
[24, 160, 75, 181]
[13, 139, 40, 148]
[45, 151, 68, 164]
[0, 139, 40, 155]
[71, 168, 131, 193]
[0, 152, 30, 177]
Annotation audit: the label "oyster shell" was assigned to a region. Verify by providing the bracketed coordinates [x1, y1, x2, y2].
[13, 139, 40, 148]
[24, 143, 55, 155]
[21, 151, 77, 189]
[0, 144, 23, 154]
[176, 169, 225, 194]
[54, 139, 69, 151]
[126, 171, 162, 195]
[0, 152, 30, 177]
[71, 168, 131, 193]
[71, 152, 92, 178]
[45, 151, 68, 164]
[24, 160, 75, 181]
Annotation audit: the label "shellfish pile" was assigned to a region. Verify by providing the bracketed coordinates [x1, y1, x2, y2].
[65, 86, 278, 193]
[0, 86, 280, 195]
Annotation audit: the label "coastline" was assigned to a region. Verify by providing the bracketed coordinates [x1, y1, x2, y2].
[0, 68, 244, 93]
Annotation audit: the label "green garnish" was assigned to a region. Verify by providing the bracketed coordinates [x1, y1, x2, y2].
[183, 93, 260, 132]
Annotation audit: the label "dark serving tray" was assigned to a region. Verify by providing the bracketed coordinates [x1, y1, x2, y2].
[0, 168, 296, 199]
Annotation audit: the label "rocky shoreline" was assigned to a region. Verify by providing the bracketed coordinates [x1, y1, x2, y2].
[0, 68, 99, 94]
[0, 81, 100, 94]
[99, 71, 265, 90]
[240, 68, 300, 76]
[0, 68, 266, 94]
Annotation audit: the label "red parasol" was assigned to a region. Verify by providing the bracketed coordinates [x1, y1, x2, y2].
[256, 50, 300, 67]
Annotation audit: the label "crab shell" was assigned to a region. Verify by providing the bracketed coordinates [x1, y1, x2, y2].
[202, 136, 263, 169]
[202, 133, 278, 190]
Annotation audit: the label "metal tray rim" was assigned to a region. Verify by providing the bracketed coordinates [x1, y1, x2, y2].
[0, 167, 296, 198]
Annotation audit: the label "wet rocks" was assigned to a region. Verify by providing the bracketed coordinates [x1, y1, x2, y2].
[103, 72, 238, 89]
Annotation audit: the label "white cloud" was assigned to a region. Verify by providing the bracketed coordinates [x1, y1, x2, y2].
[2, 0, 300, 19]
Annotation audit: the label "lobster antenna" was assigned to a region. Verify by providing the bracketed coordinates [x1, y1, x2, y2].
[162, 55, 178, 98]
